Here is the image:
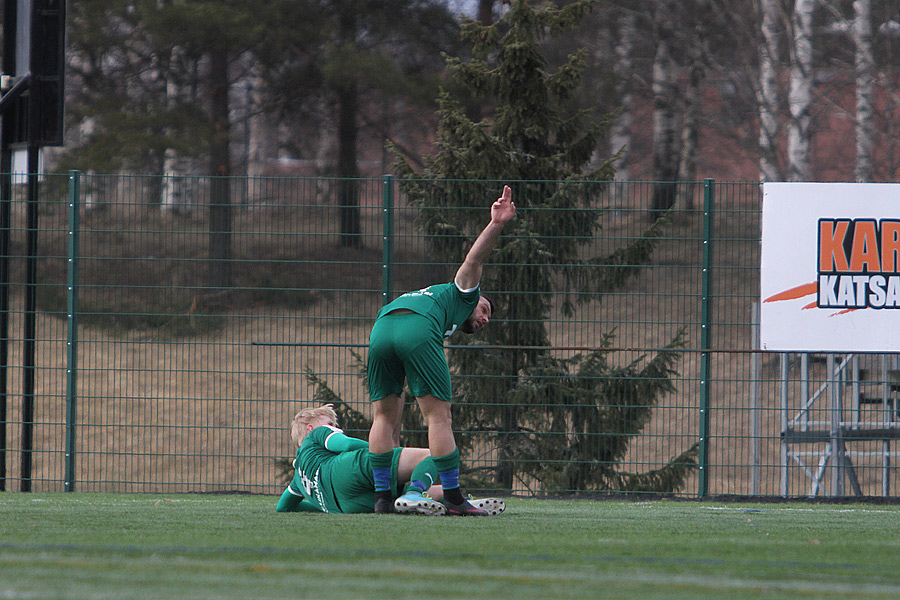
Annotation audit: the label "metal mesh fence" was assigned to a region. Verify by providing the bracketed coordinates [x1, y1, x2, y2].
[0, 173, 894, 497]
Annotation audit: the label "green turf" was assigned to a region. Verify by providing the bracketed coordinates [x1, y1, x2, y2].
[1, 494, 899, 599]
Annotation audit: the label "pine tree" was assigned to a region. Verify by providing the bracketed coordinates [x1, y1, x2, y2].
[259, 0, 463, 248]
[389, 0, 698, 493]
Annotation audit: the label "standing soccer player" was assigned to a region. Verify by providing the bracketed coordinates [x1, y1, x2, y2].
[366, 185, 516, 515]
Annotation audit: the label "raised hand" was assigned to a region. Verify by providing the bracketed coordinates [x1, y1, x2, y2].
[491, 185, 517, 225]
[455, 185, 517, 290]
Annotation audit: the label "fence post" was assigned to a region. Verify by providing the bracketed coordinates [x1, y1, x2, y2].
[698, 178, 714, 497]
[64, 170, 80, 492]
[0, 142, 10, 491]
[382, 175, 394, 306]
[750, 301, 760, 495]
[20, 147, 41, 491]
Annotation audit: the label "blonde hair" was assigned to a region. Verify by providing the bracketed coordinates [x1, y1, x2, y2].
[290, 404, 339, 447]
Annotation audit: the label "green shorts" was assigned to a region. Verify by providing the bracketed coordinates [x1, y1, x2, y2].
[367, 311, 452, 402]
[328, 447, 402, 513]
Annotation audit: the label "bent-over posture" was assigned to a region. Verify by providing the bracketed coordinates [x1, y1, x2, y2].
[366, 186, 516, 515]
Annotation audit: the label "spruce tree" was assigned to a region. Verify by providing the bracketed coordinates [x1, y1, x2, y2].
[390, 0, 698, 493]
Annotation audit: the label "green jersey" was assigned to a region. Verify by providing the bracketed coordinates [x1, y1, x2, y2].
[288, 425, 366, 513]
[377, 282, 479, 339]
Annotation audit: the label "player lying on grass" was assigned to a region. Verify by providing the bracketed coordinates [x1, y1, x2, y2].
[366, 185, 516, 515]
[276, 404, 505, 516]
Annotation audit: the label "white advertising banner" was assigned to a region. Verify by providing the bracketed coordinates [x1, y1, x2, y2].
[760, 182, 900, 352]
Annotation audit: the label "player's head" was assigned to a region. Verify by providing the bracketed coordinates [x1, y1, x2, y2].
[460, 296, 494, 334]
[290, 404, 339, 447]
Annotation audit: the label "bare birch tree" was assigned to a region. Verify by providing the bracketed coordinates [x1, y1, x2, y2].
[677, 1, 712, 209]
[787, 0, 814, 181]
[757, 0, 782, 182]
[649, 0, 679, 218]
[852, 0, 874, 182]
[609, 9, 636, 182]
[883, 18, 900, 181]
[161, 46, 188, 212]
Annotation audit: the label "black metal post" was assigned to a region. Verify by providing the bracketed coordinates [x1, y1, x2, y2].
[0, 0, 18, 493]
[20, 144, 38, 491]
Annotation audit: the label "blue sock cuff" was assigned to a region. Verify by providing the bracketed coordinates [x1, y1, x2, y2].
[373, 467, 392, 492]
[438, 468, 459, 490]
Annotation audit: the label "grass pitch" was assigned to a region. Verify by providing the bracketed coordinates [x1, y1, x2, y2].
[1, 494, 899, 599]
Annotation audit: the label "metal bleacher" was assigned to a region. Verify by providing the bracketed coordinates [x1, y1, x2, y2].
[780, 353, 900, 497]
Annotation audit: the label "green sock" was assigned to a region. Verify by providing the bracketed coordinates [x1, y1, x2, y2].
[403, 456, 439, 495]
[432, 448, 460, 476]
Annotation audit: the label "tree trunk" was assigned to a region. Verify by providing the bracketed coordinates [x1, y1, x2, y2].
[787, 0, 814, 182]
[677, 11, 707, 209]
[758, 0, 782, 182]
[337, 10, 361, 248]
[650, 1, 679, 220]
[337, 80, 361, 248]
[608, 10, 635, 182]
[161, 46, 184, 213]
[677, 59, 703, 209]
[246, 66, 267, 182]
[478, 0, 494, 25]
[853, 0, 874, 182]
[209, 47, 232, 288]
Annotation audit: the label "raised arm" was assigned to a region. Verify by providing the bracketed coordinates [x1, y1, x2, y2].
[454, 185, 517, 291]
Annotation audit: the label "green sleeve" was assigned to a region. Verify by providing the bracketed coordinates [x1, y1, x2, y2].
[323, 431, 369, 453]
